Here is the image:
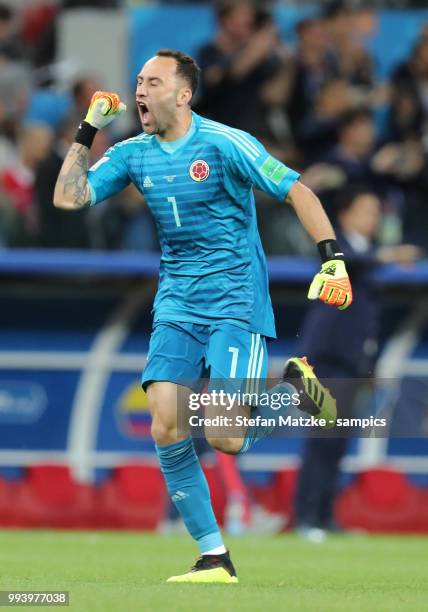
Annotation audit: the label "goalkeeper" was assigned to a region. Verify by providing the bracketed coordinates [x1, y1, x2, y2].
[54, 50, 353, 584]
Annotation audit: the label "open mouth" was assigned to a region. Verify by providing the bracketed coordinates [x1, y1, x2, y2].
[137, 101, 151, 126]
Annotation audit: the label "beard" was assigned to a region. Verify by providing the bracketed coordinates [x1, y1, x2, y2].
[137, 97, 178, 137]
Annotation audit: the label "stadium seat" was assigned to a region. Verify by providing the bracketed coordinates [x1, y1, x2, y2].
[0, 477, 15, 527]
[360, 468, 411, 506]
[336, 468, 427, 533]
[12, 465, 96, 528]
[242, 468, 297, 528]
[96, 464, 165, 530]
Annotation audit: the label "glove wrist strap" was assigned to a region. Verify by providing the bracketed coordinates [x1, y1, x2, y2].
[75, 121, 98, 148]
[317, 239, 344, 263]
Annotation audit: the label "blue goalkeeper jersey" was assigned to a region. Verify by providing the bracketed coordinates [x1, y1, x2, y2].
[87, 112, 300, 338]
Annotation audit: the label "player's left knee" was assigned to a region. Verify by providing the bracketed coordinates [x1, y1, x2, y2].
[206, 435, 242, 455]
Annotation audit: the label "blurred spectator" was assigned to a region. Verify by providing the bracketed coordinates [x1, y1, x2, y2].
[35, 117, 90, 249]
[294, 78, 354, 162]
[22, 75, 103, 133]
[324, 1, 374, 88]
[29, 1, 121, 68]
[0, 3, 24, 61]
[276, 17, 340, 148]
[323, 108, 376, 183]
[293, 184, 421, 540]
[369, 27, 428, 247]
[0, 60, 30, 132]
[24, 2, 58, 70]
[371, 139, 424, 185]
[262, 4, 377, 159]
[392, 34, 428, 122]
[0, 2, 426, 254]
[374, 35, 428, 246]
[0, 124, 52, 246]
[72, 75, 103, 118]
[386, 32, 428, 219]
[385, 86, 424, 143]
[302, 106, 425, 243]
[0, 101, 16, 171]
[371, 137, 428, 249]
[301, 108, 376, 218]
[196, 0, 284, 135]
[0, 4, 30, 137]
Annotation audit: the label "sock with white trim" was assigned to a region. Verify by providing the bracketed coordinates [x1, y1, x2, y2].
[203, 545, 227, 556]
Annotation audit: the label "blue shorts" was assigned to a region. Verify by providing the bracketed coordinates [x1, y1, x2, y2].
[142, 321, 268, 394]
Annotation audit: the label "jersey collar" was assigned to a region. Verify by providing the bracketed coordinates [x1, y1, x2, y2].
[155, 112, 201, 155]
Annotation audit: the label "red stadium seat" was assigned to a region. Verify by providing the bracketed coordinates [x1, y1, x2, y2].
[12, 465, 95, 528]
[336, 468, 427, 533]
[0, 477, 16, 527]
[245, 469, 297, 528]
[96, 463, 165, 530]
[359, 468, 411, 506]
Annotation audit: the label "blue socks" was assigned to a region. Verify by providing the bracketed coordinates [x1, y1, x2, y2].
[238, 381, 298, 453]
[156, 437, 224, 554]
[156, 383, 298, 549]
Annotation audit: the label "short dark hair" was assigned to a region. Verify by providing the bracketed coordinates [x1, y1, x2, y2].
[323, 0, 352, 20]
[339, 107, 372, 131]
[336, 183, 377, 214]
[156, 49, 201, 96]
[215, 0, 255, 21]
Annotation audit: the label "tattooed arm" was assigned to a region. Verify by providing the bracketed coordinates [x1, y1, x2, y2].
[53, 143, 92, 210]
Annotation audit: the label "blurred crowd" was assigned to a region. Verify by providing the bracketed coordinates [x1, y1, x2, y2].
[0, 0, 427, 255]
[196, 0, 428, 256]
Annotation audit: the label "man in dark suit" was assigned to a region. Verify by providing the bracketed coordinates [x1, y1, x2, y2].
[294, 184, 420, 539]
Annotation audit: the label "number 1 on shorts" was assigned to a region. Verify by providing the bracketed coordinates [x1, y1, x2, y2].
[228, 346, 239, 378]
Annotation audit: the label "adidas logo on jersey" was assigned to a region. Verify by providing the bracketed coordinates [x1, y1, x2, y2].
[143, 176, 154, 188]
[171, 490, 189, 502]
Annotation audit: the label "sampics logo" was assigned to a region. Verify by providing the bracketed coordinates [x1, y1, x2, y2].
[189, 159, 210, 182]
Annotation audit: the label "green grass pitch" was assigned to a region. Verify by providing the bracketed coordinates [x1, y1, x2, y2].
[0, 530, 427, 611]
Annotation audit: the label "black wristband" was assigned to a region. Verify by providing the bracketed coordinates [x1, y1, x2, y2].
[317, 239, 345, 263]
[75, 121, 98, 148]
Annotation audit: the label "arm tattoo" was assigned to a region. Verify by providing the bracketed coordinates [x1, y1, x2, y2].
[57, 143, 91, 208]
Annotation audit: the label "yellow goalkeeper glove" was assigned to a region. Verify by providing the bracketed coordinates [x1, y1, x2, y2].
[84, 91, 127, 129]
[308, 259, 353, 310]
[75, 91, 127, 148]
